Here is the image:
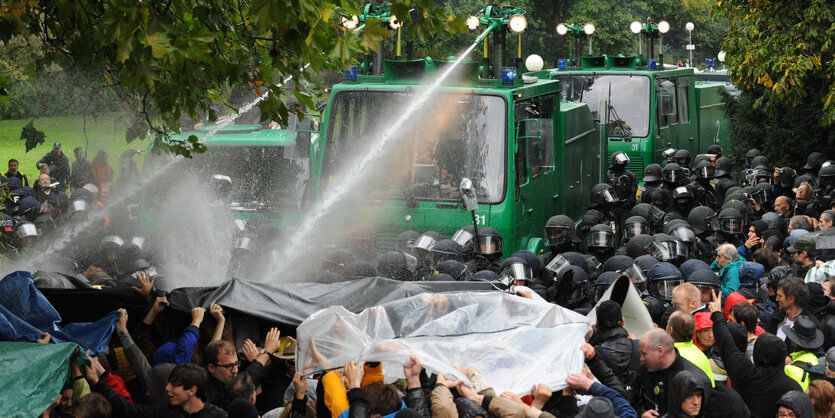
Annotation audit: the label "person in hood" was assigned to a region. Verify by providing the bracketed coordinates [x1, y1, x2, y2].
[662, 370, 708, 418]
[708, 296, 802, 417]
[775, 391, 814, 418]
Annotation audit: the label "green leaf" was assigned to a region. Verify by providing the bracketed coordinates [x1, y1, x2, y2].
[360, 18, 390, 51]
[145, 33, 172, 59]
[19, 119, 45, 153]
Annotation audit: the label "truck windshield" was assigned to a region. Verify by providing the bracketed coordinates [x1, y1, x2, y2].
[144, 145, 310, 212]
[324, 91, 506, 204]
[555, 75, 650, 138]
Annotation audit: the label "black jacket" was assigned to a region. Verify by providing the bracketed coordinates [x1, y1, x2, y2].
[703, 383, 750, 418]
[591, 327, 639, 390]
[633, 349, 709, 415]
[711, 311, 802, 418]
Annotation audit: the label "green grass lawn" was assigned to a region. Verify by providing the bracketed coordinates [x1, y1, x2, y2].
[0, 114, 147, 182]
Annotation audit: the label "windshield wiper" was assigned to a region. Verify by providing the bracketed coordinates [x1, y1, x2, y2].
[607, 82, 633, 142]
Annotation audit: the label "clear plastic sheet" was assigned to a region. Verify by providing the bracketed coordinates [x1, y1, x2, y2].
[295, 291, 589, 394]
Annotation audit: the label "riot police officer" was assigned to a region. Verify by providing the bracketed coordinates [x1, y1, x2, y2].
[607, 152, 638, 207]
[712, 156, 736, 202]
[716, 207, 745, 247]
[579, 184, 625, 246]
[586, 223, 617, 264]
[687, 206, 720, 262]
[638, 164, 663, 203]
[692, 159, 719, 209]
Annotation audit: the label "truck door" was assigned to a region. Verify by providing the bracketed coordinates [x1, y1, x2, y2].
[514, 94, 558, 252]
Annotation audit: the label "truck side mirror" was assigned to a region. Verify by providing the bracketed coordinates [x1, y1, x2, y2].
[459, 177, 479, 211]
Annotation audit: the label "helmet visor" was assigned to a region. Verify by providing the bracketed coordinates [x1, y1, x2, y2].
[614, 153, 629, 165]
[234, 236, 255, 251]
[720, 218, 743, 234]
[451, 229, 475, 248]
[15, 222, 38, 239]
[545, 254, 571, 277]
[663, 170, 682, 183]
[599, 188, 617, 203]
[499, 263, 533, 284]
[622, 263, 647, 284]
[403, 253, 418, 273]
[413, 235, 437, 252]
[587, 230, 616, 248]
[697, 165, 715, 179]
[545, 225, 570, 246]
[654, 278, 684, 300]
[670, 226, 696, 243]
[70, 199, 88, 213]
[478, 236, 502, 255]
[663, 240, 688, 259]
[654, 241, 673, 261]
[624, 223, 647, 239]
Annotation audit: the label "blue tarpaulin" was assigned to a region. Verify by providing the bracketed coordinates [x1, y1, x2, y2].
[0, 271, 118, 355]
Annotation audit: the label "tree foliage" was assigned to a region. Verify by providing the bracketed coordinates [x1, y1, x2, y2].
[717, 0, 835, 126]
[0, 0, 463, 156]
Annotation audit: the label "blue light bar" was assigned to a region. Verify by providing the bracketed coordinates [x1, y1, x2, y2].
[649, 60, 657, 70]
[501, 68, 516, 86]
[707, 59, 713, 70]
[345, 65, 358, 81]
[558, 60, 566, 70]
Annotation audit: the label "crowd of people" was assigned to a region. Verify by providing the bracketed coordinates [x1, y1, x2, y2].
[8, 143, 835, 418]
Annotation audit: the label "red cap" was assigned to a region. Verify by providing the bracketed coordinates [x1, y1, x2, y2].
[695, 312, 713, 331]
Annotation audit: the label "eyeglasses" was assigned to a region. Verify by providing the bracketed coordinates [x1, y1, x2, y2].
[215, 360, 241, 370]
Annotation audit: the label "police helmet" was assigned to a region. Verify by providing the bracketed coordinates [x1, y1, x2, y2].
[413, 231, 442, 255]
[662, 148, 677, 161]
[662, 163, 685, 185]
[647, 262, 684, 301]
[665, 220, 697, 243]
[802, 151, 825, 172]
[653, 233, 687, 262]
[595, 271, 620, 301]
[429, 239, 464, 269]
[510, 250, 541, 278]
[643, 164, 663, 182]
[545, 215, 576, 248]
[714, 157, 732, 177]
[611, 152, 630, 169]
[436, 259, 470, 281]
[635, 254, 661, 277]
[625, 234, 657, 259]
[678, 259, 711, 280]
[630, 203, 665, 230]
[451, 226, 476, 252]
[623, 215, 649, 240]
[590, 183, 619, 206]
[556, 265, 589, 305]
[686, 269, 720, 295]
[672, 186, 693, 201]
[100, 235, 125, 251]
[16, 196, 41, 218]
[70, 199, 89, 216]
[706, 144, 723, 156]
[750, 155, 769, 170]
[718, 208, 744, 234]
[587, 224, 616, 249]
[396, 230, 420, 253]
[819, 164, 835, 188]
[15, 221, 38, 241]
[744, 149, 762, 168]
[377, 251, 413, 281]
[477, 227, 503, 256]
[674, 149, 692, 167]
[694, 160, 715, 179]
[497, 257, 533, 288]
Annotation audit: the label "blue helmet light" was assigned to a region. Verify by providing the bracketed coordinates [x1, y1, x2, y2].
[558, 60, 566, 70]
[345, 65, 358, 81]
[501, 68, 516, 86]
[707, 59, 713, 70]
[649, 60, 657, 70]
